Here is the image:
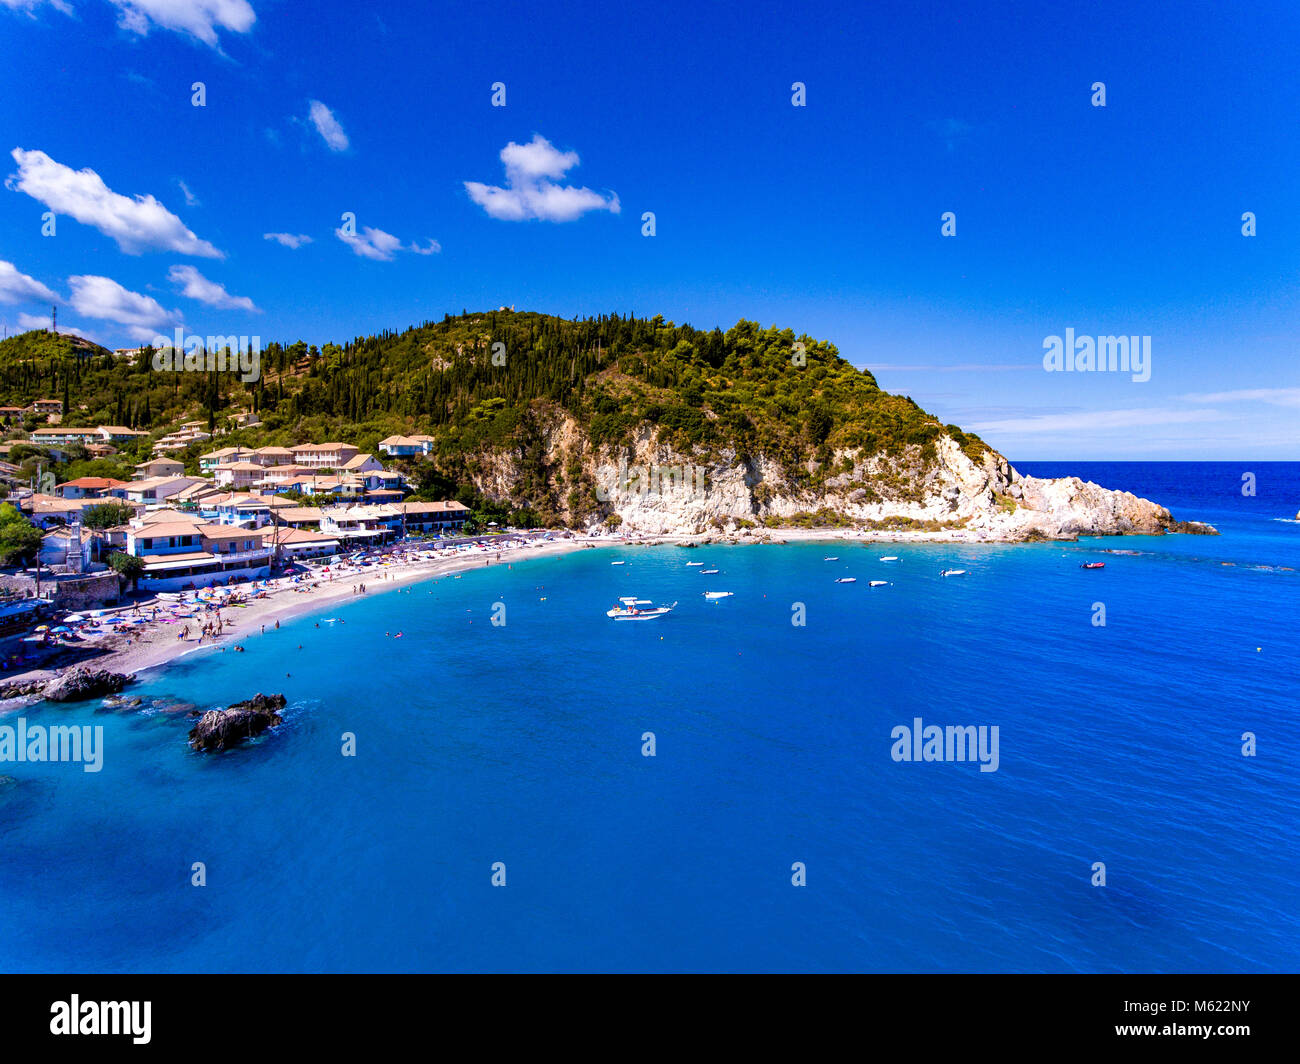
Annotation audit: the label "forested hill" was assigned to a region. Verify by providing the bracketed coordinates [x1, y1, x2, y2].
[0, 311, 989, 471]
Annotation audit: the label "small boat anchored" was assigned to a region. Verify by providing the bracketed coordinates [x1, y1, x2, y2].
[702, 591, 734, 600]
[700, 568, 720, 574]
[1080, 562, 1106, 569]
[869, 580, 889, 587]
[880, 556, 899, 562]
[940, 569, 967, 577]
[834, 577, 857, 584]
[606, 597, 677, 620]
[824, 556, 839, 561]
[685, 561, 704, 567]
[610, 560, 626, 566]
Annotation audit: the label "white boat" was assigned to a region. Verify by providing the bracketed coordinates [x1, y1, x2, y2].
[880, 556, 899, 562]
[685, 562, 704, 567]
[823, 556, 838, 561]
[834, 577, 857, 584]
[606, 596, 677, 620]
[941, 569, 967, 577]
[702, 591, 733, 600]
[869, 580, 889, 587]
[700, 568, 720, 574]
[610, 560, 625, 566]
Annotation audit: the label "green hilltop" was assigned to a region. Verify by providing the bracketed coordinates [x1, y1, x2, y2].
[0, 312, 991, 522]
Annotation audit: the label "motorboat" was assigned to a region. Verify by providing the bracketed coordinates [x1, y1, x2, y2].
[1080, 562, 1106, 569]
[685, 562, 704, 567]
[824, 556, 839, 561]
[606, 597, 677, 620]
[880, 556, 899, 562]
[702, 591, 733, 600]
[869, 580, 889, 587]
[834, 577, 857, 584]
[700, 568, 720, 574]
[940, 569, 967, 577]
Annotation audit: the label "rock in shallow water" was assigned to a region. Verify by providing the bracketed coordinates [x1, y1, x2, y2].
[187, 693, 288, 752]
[43, 668, 134, 703]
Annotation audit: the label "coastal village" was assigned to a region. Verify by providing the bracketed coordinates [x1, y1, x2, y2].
[0, 396, 549, 684]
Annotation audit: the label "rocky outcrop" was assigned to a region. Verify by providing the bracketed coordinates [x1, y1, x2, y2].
[100, 695, 144, 710]
[1163, 519, 1218, 535]
[461, 412, 1215, 541]
[0, 678, 50, 701]
[188, 693, 287, 752]
[43, 667, 134, 703]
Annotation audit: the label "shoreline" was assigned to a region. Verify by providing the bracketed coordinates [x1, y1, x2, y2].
[119, 538, 590, 679]
[1, 538, 590, 705]
[1, 524, 1194, 706]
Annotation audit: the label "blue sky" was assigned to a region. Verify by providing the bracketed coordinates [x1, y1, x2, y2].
[1, 0, 1297, 459]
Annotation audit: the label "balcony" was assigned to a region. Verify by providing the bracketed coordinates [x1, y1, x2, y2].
[213, 548, 274, 565]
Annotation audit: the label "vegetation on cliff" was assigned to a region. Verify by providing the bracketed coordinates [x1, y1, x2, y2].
[0, 313, 992, 525]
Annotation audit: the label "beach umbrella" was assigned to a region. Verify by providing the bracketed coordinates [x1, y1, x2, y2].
[65, 614, 85, 623]
[51, 626, 71, 633]
[33, 625, 49, 631]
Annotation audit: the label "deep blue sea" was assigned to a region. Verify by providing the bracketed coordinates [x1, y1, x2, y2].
[1, 461, 1296, 972]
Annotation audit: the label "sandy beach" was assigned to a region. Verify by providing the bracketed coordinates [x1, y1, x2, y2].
[0, 536, 592, 698]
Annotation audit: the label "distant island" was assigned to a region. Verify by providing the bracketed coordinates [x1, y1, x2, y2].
[0, 312, 1214, 541]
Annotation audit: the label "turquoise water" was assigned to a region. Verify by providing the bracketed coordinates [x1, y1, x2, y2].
[1, 462, 1297, 972]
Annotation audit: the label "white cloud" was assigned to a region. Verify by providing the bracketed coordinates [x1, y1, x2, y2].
[968, 407, 1228, 435]
[336, 225, 401, 261]
[1179, 387, 1300, 408]
[177, 178, 200, 206]
[109, 0, 256, 48]
[308, 100, 349, 152]
[1, 1, 72, 16]
[334, 225, 440, 262]
[16, 311, 78, 335]
[68, 274, 179, 341]
[263, 232, 312, 249]
[0, 260, 58, 304]
[168, 264, 259, 312]
[7, 148, 223, 258]
[465, 135, 619, 222]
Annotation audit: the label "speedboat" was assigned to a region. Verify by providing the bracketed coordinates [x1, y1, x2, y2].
[702, 591, 733, 600]
[610, 560, 625, 566]
[834, 577, 857, 584]
[685, 562, 704, 567]
[940, 569, 967, 577]
[880, 556, 899, 562]
[700, 568, 720, 574]
[824, 556, 839, 561]
[606, 597, 677, 620]
[1080, 562, 1106, 569]
[869, 580, 889, 587]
